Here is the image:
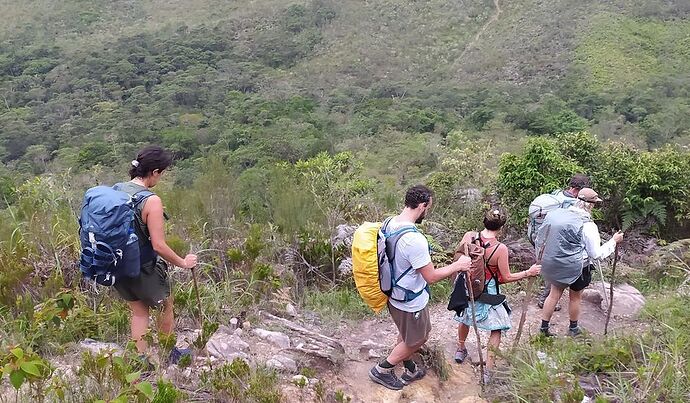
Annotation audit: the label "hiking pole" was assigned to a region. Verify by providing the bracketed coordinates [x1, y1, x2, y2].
[190, 245, 213, 369]
[604, 243, 620, 336]
[596, 261, 609, 308]
[464, 244, 485, 389]
[191, 266, 204, 329]
[514, 227, 550, 348]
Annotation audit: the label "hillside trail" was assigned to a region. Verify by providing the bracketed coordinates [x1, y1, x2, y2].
[310, 292, 640, 403]
[456, 0, 502, 63]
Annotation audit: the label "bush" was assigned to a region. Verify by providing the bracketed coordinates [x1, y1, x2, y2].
[497, 137, 582, 223]
[304, 286, 371, 321]
[498, 133, 690, 237]
[201, 359, 282, 402]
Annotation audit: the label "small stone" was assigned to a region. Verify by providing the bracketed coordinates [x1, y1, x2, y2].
[360, 339, 386, 350]
[368, 349, 382, 359]
[271, 355, 298, 373]
[206, 331, 250, 361]
[79, 339, 123, 355]
[252, 328, 291, 349]
[266, 359, 284, 371]
[230, 317, 239, 329]
[234, 328, 243, 337]
[286, 303, 298, 317]
[242, 321, 251, 330]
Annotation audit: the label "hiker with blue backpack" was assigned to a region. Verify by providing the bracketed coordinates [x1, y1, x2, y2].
[536, 188, 623, 337]
[367, 185, 471, 390]
[79, 146, 197, 362]
[528, 174, 592, 312]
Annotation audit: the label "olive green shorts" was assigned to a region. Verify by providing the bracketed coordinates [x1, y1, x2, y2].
[114, 259, 171, 308]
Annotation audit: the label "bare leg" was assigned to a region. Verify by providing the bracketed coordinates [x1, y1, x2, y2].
[486, 330, 501, 371]
[457, 323, 470, 349]
[541, 284, 565, 322]
[128, 301, 150, 353]
[568, 289, 582, 322]
[386, 342, 422, 366]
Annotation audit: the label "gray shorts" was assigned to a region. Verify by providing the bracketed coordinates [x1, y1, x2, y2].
[114, 259, 171, 308]
[388, 303, 431, 348]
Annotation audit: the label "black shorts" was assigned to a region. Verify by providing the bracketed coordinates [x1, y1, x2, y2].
[114, 259, 171, 308]
[553, 264, 593, 292]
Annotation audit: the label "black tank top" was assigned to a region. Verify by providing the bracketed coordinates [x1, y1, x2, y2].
[113, 182, 157, 266]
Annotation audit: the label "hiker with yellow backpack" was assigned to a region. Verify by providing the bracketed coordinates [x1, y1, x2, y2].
[352, 185, 471, 391]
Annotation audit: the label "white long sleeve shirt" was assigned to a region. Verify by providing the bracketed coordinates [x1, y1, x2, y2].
[569, 206, 617, 264]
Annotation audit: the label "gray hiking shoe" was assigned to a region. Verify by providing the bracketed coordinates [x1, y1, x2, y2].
[568, 326, 583, 337]
[369, 366, 404, 390]
[454, 348, 469, 364]
[400, 366, 426, 385]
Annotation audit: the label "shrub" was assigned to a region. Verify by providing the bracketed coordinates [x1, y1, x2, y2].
[201, 358, 282, 402]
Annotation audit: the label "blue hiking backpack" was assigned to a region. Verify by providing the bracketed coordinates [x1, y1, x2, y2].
[379, 217, 430, 302]
[78, 186, 154, 286]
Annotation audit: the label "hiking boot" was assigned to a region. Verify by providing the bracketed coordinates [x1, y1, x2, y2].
[400, 366, 426, 385]
[540, 327, 557, 338]
[369, 365, 404, 390]
[568, 326, 583, 337]
[537, 300, 561, 311]
[454, 348, 469, 364]
[168, 347, 192, 365]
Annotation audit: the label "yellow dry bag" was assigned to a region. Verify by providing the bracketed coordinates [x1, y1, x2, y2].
[352, 222, 388, 313]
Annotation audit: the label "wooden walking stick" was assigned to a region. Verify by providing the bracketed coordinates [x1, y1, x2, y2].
[189, 245, 213, 369]
[604, 243, 620, 336]
[513, 227, 550, 348]
[464, 244, 486, 388]
[191, 266, 204, 328]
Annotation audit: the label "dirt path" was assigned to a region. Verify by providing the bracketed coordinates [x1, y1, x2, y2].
[457, 0, 502, 62]
[318, 291, 639, 403]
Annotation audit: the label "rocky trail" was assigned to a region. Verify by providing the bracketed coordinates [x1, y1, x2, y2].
[311, 280, 644, 403]
[19, 280, 644, 402]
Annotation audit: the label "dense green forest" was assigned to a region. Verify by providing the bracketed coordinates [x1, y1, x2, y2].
[1, 0, 690, 401]
[1, 0, 690, 233]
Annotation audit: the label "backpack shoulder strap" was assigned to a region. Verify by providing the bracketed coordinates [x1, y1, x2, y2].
[131, 189, 155, 206]
[385, 225, 418, 264]
[484, 242, 502, 265]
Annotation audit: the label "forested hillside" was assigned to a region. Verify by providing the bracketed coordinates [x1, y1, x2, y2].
[1, 1, 690, 402]
[2, 0, 690, 179]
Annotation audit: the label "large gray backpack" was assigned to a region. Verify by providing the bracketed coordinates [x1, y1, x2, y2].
[527, 190, 578, 246]
[536, 208, 591, 285]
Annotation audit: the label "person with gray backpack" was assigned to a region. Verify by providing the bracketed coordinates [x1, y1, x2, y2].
[536, 188, 623, 337]
[528, 174, 591, 311]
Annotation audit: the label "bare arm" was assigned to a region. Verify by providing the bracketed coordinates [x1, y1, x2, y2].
[494, 244, 540, 283]
[142, 195, 197, 269]
[419, 256, 470, 284]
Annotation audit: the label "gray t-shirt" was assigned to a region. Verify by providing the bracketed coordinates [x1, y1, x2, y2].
[386, 217, 432, 313]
